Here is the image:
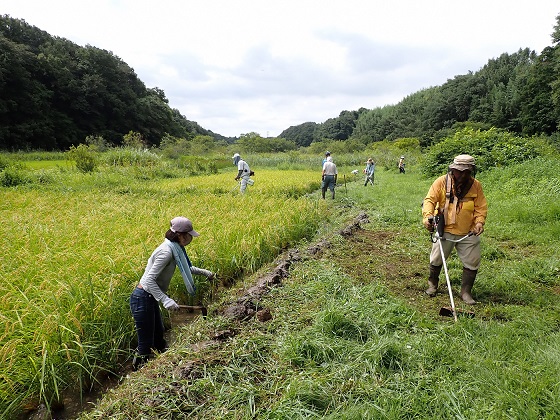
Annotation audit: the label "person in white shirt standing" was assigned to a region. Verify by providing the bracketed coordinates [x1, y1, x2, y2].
[232, 153, 252, 193]
[321, 156, 338, 199]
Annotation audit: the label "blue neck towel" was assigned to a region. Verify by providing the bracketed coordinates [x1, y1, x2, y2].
[165, 239, 196, 295]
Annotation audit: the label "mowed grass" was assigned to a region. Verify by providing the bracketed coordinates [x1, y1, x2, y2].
[0, 167, 328, 417]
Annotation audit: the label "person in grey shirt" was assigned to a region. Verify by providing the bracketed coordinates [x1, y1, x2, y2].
[129, 216, 214, 370]
[364, 158, 375, 186]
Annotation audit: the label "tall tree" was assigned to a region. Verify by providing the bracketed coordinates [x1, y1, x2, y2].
[519, 46, 558, 135]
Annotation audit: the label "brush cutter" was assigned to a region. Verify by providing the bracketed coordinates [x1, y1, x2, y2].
[230, 180, 241, 193]
[429, 216, 475, 321]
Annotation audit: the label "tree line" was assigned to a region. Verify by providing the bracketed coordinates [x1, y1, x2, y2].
[281, 13, 560, 149]
[0, 15, 230, 151]
[1, 14, 559, 152]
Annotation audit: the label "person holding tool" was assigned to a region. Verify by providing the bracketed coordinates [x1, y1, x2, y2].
[232, 153, 253, 193]
[421, 155, 488, 305]
[363, 158, 375, 186]
[129, 216, 214, 370]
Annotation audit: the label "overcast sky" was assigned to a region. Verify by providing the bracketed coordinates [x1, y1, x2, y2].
[3, 1, 559, 138]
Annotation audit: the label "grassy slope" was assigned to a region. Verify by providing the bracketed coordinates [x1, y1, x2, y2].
[82, 162, 560, 419]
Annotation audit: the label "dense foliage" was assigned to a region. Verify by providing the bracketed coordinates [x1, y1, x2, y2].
[0, 15, 226, 151]
[421, 127, 556, 176]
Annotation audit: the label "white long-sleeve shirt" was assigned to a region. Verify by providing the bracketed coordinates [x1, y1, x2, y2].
[237, 159, 251, 179]
[138, 241, 209, 302]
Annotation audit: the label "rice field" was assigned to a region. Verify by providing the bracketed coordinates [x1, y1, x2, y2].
[0, 166, 328, 417]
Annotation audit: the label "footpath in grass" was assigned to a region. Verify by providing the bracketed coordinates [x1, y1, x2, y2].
[81, 165, 560, 419]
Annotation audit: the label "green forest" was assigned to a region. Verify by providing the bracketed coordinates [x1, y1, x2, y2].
[1, 13, 560, 152]
[0, 15, 227, 151]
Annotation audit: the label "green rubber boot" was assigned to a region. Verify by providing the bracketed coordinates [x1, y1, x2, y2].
[425, 264, 442, 297]
[460, 267, 478, 305]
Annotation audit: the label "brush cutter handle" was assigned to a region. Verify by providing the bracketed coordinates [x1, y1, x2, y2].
[427, 216, 435, 231]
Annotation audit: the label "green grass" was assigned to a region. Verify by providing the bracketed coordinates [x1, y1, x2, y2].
[80, 157, 560, 419]
[3, 152, 559, 419]
[24, 160, 70, 169]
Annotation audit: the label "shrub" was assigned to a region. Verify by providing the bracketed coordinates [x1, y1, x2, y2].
[85, 135, 110, 152]
[422, 127, 554, 177]
[103, 147, 160, 167]
[0, 155, 10, 171]
[0, 166, 31, 186]
[66, 144, 98, 173]
[122, 131, 146, 149]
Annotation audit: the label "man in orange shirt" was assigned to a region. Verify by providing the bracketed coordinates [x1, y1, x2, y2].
[421, 155, 488, 304]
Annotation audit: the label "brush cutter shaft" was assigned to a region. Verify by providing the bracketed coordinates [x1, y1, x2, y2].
[437, 237, 458, 322]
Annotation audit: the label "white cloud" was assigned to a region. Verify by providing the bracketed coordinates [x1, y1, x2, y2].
[3, 0, 559, 137]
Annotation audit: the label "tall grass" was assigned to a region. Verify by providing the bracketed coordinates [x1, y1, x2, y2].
[82, 156, 559, 419]
[0, 164, 328, 417]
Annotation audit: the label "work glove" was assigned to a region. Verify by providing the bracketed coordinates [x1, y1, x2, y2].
[424, 217, 434, 232]
[161, 295, 180, 311]
[198, 268, 214, 280]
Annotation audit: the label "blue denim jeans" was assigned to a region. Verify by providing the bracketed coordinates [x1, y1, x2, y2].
[129, 287, 167, 356]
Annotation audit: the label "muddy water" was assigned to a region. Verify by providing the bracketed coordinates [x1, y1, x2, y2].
[166, 308, 204, 345]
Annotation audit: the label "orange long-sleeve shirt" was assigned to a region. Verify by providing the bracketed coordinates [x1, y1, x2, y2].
[422, 174, 488, 235]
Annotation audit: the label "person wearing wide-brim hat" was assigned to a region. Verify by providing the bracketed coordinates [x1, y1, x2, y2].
[421, 154, 488, 304]
[363, 158, 375, 186]
[129, 216, 214, 370]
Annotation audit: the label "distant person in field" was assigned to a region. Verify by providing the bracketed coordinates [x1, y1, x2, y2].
[421, 154, 488, 305]
[363, 158, 375, 186]
[398, 156, 406, 173]
[232, 153, 253, 193]
[322, 151, 331, 167]
[130, 217, 214, 370]
[321, 155, 338, 199]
